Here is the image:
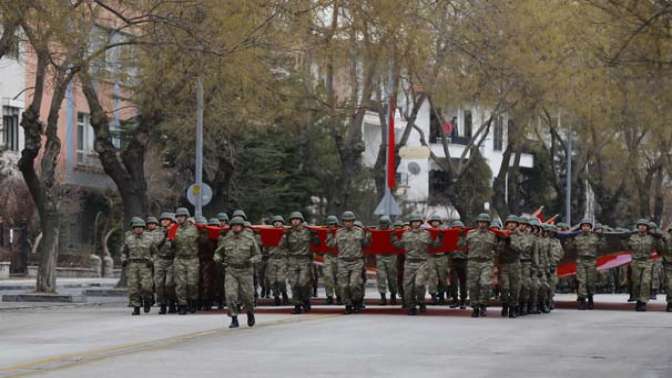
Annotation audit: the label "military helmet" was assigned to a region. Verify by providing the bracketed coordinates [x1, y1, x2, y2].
[504, 215, 519, 224]
[341, 211, 356, 221]
[229, 216, 245, 226]
[175, 207, 190, 217]
[546, 224, 558, 233]
[289, 211, 305, 222]
[159, 212, 174, 222]
[428, 214, 443, 223]
[232, 209, 247, 220]
[393, 220, 404, 228]
[556, 222, 568, 229]
[517, 216, 530, 225]
[146, 216, 159, 225]
[451, 220, 465, 228]
[353, 220, 364, 228]
[475, 213, 491, 223]
[272, 215, 286, 225]
[408, 213, 424, 223]
[208, 218, 220, 226]
[648, 221, 657, 230]
[635, 218, 649, 228]
[579, 218, 593, 227]
[216, 212, 230, 222]
[244, 221, 252, 228]
[194, 216, 207, 225]
[130, 217, 146, 228]
[490, 219, 503, 229]
[379, 215, 391, 225]
[325, 215, 338, 225]
[529, 218, 541, 227]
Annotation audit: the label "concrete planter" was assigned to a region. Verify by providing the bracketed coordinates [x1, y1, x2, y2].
[0, 261, 10, 280]
[26, 266, 100, 278]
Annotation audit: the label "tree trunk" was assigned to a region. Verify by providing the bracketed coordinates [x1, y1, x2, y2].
[36, 210, 59, 292]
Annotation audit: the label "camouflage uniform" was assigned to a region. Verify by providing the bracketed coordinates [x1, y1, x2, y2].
[214, 227, 261, 317]
[149, 226, 174, 307]
[567, 228, 606, 308]
[198, 220, 219, 310]
[121, 228, 157, 309]
[328, 223, 369, 310]
[173, 222, 200, 307]
[267, 221, 289, 302]
[662, 229, 672, 311]
[375, 216, 397, 304]
[280, 219, 318, 311]
[548, 232, 565, 305]
[498, 231, 524, 313]
[464, 228, 497, 311]
[625, 232, 662, 304]
[392, 222, 435, 312]
[531, 233, 550, 312]
[323, 253, 339, 299]
[448, 225, 468, 307]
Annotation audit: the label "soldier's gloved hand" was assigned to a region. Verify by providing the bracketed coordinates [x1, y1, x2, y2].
[146, 260, 154, 269]
[121, 260, 128, 268]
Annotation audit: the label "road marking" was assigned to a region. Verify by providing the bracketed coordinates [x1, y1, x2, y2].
[0, 314, 341, 377]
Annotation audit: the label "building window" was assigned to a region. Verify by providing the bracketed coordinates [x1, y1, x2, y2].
[493, 115, 504, 151]
[77, 112, 95, 164]
[463, 109, 472, 139]
[2, 106, 20, 151]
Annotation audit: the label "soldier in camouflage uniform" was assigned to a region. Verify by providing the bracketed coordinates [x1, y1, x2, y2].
[328, 211, 369, 313]
[427, 214, 449, 305]
[497, 215, 522, 318]
[214, 212, 229, 309]
[463, 213, 497, 317]
[391, 213, 439, 315]
[322, 215, 340, 305]
[375, 216, 398, 305]
[624, 219, 663, 311]
[547, 224, 564, 310]
[172, 207, 200, 315]
[214, 216, 261, 328]
[516, 217, 534, 316]
[197, 218, 220, 311]
[566, 219, 606, 310]
[449, 220, 468, 309]
[149, 214, 174, 314]
[121, 217, 157, 315]
[280, 211, 319, 314]
[267, 215, 289, 306]
[662, 225, 672, 312]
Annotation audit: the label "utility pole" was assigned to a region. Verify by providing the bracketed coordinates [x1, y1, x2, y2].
[195, 77, 204, 218]
[564, 112, 572, 225]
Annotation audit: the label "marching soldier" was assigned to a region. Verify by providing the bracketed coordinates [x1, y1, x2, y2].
[327, 211, 369, 314]
[624, 219, 663, 311]
[267, 215, 289, 306]
[463, 213, 497, 318]
[214, 216, 261, 328]
[215, 212, 229, 309]
[448, 220, 468, 309]
[391, 213, 439, 315]
[197, 218, 219, 310]
[662, 224, 672, 312]
[547, 224, 564, 310]
[427, 214, 449, 305]
[497, 215, 522, 318]
[150, 213, 175, 314]
[280, 211, 320, 314]
[566, 219, 606, 310]
[322, 215, 340, 305]
[121, 217, 157, 315]
[172, 207, 200, 315]
[375, 216, 398, 305]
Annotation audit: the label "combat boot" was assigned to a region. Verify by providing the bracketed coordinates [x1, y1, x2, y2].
[281, 292, 289, 305]
[480, 305, 488, 317]
[666, 303, 672, 312]
[390, 293, 397, 305]
[190, 302, 198, 313]
[627, 294, 636, 302]
[168, 301, 177, 314]
[291, 305, 303, 314]
[408, 306, 418, 316]
[178, 305, 188, 315]
[326, 296, 334, 305]
[541, 302, 550, 314]
[419, 303, 427, 313]
[336, 296, 343, 305]
[344, 305, 353, 314]
[229, 316, 239, 328]
[260, 287, 267, 299]
[449, 299, 459, 308]
[650, 290, 658, 300]
[501, 304, 509, 317]
[247, 312, 255, 327]
[303, 300, 311, 313]
[143, 300, 152, 314]
[470, 306, 480, 318]
[354, 301, 363, 313]
[132, 306, 141, 316]
[273, 296, 281, 306]
[380, 293, 387, 306]
[459, 300, 466, 310]
[202, 301, 212, 311]
[587, 295, 594, 310]
[509, 305, 518, 318]
[431, 294, 439, 306]
[159, 304, 167, 315]
[438, 291, 446, 305]
[577, 297, 586, 310]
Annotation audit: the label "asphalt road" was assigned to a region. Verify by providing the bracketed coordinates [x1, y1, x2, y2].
[1, 296, 671, 378]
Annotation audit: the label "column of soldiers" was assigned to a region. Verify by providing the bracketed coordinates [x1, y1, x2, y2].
[121, 208, 672, 323]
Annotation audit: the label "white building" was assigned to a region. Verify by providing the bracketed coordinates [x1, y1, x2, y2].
[0, 43, 25, 157]
[362, 97, 534, 219]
